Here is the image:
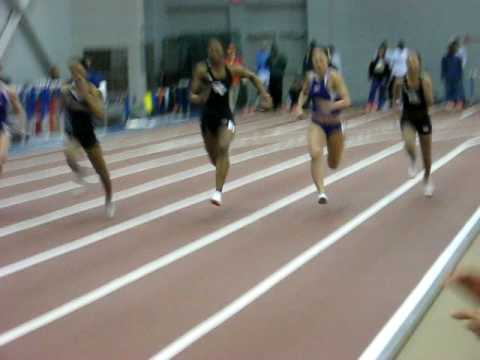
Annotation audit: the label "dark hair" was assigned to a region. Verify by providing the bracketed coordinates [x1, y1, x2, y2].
[448, 41, 458, 56]
[80, 57, 90, 70]
[377, 45, 386, 57]
[313, 47, 334, 68]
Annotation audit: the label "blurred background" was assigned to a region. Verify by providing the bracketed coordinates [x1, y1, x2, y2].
[1, 0, 480, 143]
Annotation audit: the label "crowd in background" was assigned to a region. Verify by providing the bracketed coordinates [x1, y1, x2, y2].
[0, 34, 478, 143]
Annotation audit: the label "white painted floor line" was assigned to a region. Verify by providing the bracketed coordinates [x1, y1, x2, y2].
[2, 109, 388, 187]
[0, 126, 310, 208]
[0, 111, 390, 223]
[0, 136, 297, 209]
[359, 209, 480, 360]
[0, 137, 405, 281]
[150, 136, 480, 360]
[0, 142, 307, 238]
[3, 112, 289, 175]
[0, 117, 305, 189]
[0, 142, 403, 347]
[4, 112, 283, 170]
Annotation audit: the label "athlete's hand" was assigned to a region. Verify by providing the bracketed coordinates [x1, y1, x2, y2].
[446, 269, 480, 338]
[295, 105, 307, 120]
[392, 100, 402, 113]
[190, 88, 211, 105]
[260, 93, 272, 110]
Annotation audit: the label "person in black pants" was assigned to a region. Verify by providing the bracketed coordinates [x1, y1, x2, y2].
[268, 43, 287, 110]
[393, 51, 434, 197]
[367, 45, 391, 111]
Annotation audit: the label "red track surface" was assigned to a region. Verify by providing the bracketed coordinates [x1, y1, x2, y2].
[1, 108, 480, 359]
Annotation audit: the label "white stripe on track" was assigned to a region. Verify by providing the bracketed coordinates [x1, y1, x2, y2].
[0, 142, 302, 237]
[0, 136, 402, 280]
[0, 142, 404, 347]
[359, 205, 480, 360]
[0, 117, 304, 188]
[3, 113, 286, 173]
[151, 136, 480, 360]
[0, 111, 392, 208]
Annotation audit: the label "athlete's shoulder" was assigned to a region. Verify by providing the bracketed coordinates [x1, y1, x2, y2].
[420, 71, 432, 81]
[194, 62, 208, 75]
[306, 71, 317, 83]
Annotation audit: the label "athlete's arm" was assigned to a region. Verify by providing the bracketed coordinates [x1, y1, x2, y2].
[421, 74, 434, 108]
[6, 87, 26, 135]
[7, 88, 25, 116]
[190, 63, 209, 105]
[295, 74, 310, 118]
[393, 78, 403, 107]
[330, 71, 351, 111]
[76, 76, 106, 120]
[229, 65, 272, 108]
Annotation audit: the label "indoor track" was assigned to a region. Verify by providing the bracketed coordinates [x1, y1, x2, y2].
[1, 107, 480, 359]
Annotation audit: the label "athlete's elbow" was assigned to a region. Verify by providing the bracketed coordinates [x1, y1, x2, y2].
[190, 93, 201, 105]
[95, 109, 106, 121]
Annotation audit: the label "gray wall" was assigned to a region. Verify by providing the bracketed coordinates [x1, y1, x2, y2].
[70, 0, 146, 98]
[144, 0, 307, 101]
[3, 0, 480, 102]
[2, 0, 73, 84]
[307, 0, 480, 103]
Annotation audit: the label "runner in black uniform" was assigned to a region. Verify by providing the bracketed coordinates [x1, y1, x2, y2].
[191, 38, 272, 206]
[394, 51, 434, 197]
[62, 59, 115, 217]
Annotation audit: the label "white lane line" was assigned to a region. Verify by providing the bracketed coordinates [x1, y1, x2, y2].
[0, 118, 304, 189]
[0, 142, 303, 237]
[0, 142, 403, 347]
[0, 129, 306, 209]
[0, 137, 401, 279]
[0, 115, 384, 228]
[0, 136, 203, 189]
[150, 136, 480, 360]
[3, 113, 287, 174]
[359, 208, 480, 360]
[0, 148, 208, 209]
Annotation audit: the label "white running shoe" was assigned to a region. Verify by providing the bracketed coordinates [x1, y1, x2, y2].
[408, 159, 417, 178]
[318, 192, 329, 204]
[424, 179, 434, 197]
[210, 191, 223, 206]
[105, 201, 116, 219]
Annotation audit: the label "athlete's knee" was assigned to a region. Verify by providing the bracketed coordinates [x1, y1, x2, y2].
[216, 144, 229, 158]
[328, 155, 341, 169]
[309, 148, 323, 161]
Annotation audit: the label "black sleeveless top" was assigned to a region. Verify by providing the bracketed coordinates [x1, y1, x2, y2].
[64, 87, 95, 135]
[203, 61, 232, 118]
[402, 77, 429, 118]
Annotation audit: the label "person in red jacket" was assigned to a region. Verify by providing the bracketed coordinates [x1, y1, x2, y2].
[225, 42, 244, 113]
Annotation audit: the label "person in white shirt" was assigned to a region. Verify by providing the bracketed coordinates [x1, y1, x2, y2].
[328, 45, 342, 74]
[455, 36, 468, 107]
[388, 40, 409, 104]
